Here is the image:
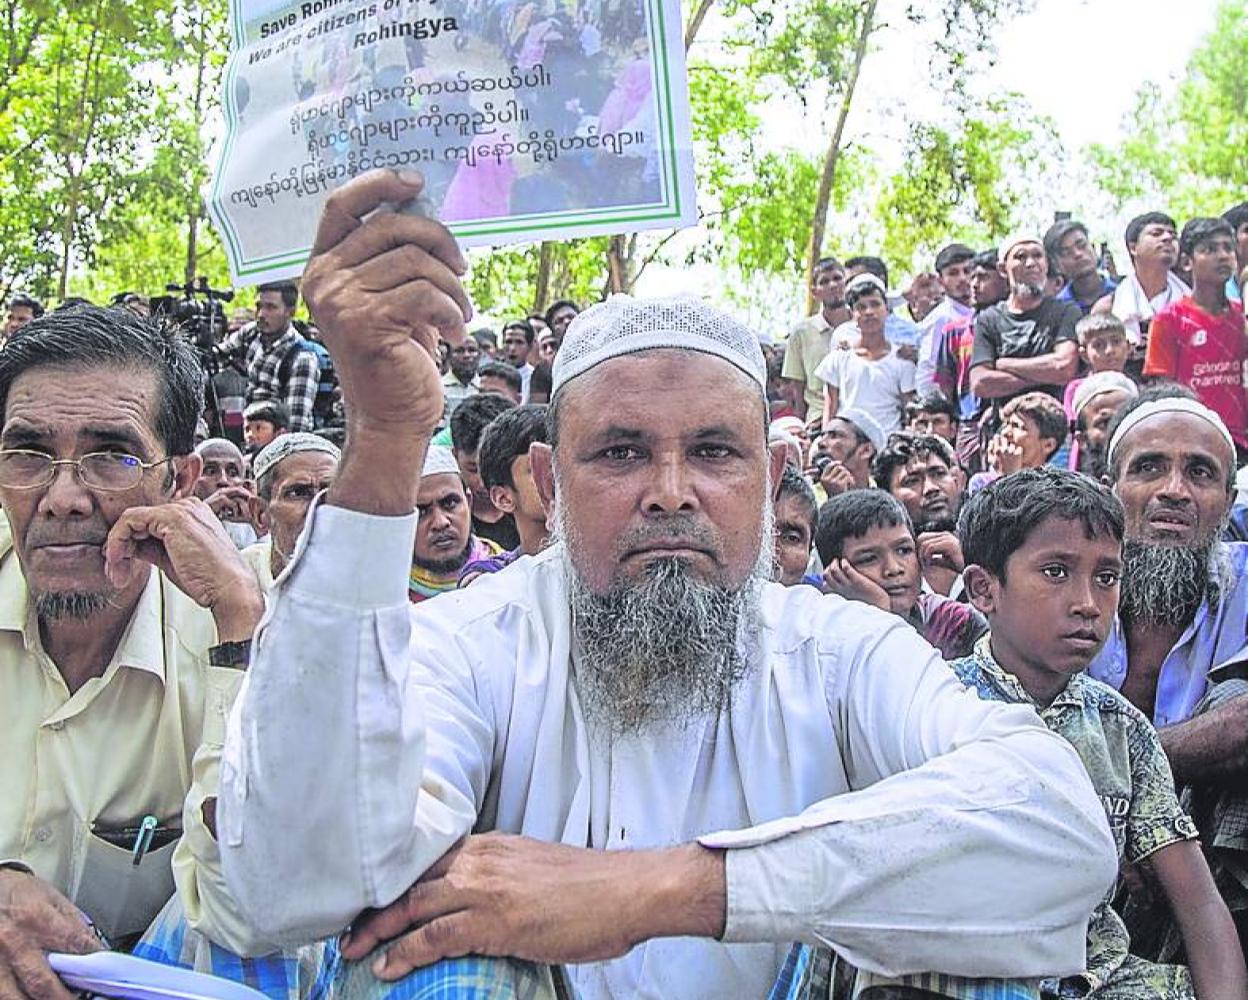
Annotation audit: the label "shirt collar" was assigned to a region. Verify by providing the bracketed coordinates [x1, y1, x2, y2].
[263, 325, 300, 352]
[969, 633, 1084, 711]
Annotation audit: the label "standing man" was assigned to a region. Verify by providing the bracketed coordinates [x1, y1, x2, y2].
[213, 171, 1115, 999]
[781, 257, 850, 423]
[441, 336, 481, 426]
[1045, 219, 1117, 315]
[1222, 202, 1248, 303]
[1107, 212, 1190, 375]
[221, 282, 321, 433]
[969, 235, 1081, 435]
[4, 293, 44, 340]
[501, 320, 536, 400]
[915, 244, 975, 395]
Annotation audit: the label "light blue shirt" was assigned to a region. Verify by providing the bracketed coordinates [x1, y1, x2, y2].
[1087, 542, 1248, 727]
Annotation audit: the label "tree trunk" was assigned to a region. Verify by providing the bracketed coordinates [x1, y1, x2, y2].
[533, 241, 554, 312]
[184, 7, 209, 284]
[803, 0, 876, 313]
[684, 0, 715, 51]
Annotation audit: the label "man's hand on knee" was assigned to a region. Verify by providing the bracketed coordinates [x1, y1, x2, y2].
[0, 869, 102, 1000]
[338, 834, 726, 981]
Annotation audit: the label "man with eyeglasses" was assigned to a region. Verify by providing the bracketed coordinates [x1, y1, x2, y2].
[0, 305, 266, 991]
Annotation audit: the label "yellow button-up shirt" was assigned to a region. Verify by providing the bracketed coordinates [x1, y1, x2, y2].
[0, 514, 240, 941]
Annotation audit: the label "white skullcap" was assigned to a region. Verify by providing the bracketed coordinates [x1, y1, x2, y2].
[832, 407, 886, 453]
[1072, 372, 1139, 419]
[422, 444, 462, 479]
[846, 273, 887, 298]
[1105, 397, 1235, 466]
[769, 416, 806, 440]
[253, 432, 341, 483]
[551, 294, 767, 399]
[1000, 234, 1044, 262]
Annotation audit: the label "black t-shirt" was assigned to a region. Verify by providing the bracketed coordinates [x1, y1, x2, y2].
[970, 298, 1080, 404]
[473, 511, 520, 551]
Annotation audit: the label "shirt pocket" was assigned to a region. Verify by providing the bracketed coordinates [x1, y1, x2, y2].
[70, 829, 179, 943]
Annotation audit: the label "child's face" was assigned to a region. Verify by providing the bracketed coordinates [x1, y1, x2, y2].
[492, 454, 547, 526]
[969, 515, 1122, 691]
[1188, 234, 1238, 289]
[1001, 412, 1057, 469]
[840, 523, 921, 616]
[1079, 332, 1129, 373]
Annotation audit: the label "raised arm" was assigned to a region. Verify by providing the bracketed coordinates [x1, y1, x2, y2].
[217, 170, 480, 946]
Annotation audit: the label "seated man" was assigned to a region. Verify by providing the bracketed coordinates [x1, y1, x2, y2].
[922, 468, 1242, 999]
[872, 432, 968, 598]
[971, 391, 1068, 492]
[459, 405, 550, 584]
[212, 171, 1116, 1000]
[243, 400, 289, 455]
[905, 393, 959, 445]
[772, 466, 817, 587]
[241, 433, 340, 591]
[193, 438, 257, 550]
[409, 445, 501, 603]
[1089, 386, 1248, 951]
[449, 393, 520, 551]
[805, 406, 885, 498]
[1071, 373, 1138, 479]
[0, 306, 264, 983]
[816, 491, 987, 660]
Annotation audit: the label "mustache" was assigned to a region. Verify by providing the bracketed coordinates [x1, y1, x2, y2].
[26, 523, 109, 549]
[616, 515, 720, 555]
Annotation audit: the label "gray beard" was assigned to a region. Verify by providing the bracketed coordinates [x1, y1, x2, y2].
[35, 591, 110, 621]
[555, 497, 772, 739]
[1120, 539, 1226, 627]
[1013, 281, 1046, 300]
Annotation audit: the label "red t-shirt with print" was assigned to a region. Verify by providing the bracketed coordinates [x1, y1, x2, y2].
[1144, 297, 1248, 447]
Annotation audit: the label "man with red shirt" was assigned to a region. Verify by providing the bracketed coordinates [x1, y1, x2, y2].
[1145, 218, 1248, 451]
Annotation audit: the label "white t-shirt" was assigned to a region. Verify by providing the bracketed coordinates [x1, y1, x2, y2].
[814, 348, 916, 433]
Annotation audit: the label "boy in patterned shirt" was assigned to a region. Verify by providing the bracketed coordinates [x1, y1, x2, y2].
[949, 468, 1244, 999]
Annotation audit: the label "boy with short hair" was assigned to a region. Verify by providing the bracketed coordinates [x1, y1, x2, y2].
[461, 405, 550, 584]
[772, 466, 817, 587]
[970, 391, 1068, 492]
[1145, 217, 1248, 451]
[952, 467, 1245, 999]
[815, 490, 986, 660]
[1064, 314, 1133, 471]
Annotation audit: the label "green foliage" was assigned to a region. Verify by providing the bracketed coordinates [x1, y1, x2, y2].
[876, 96, 1060, 275]
[467, 238, 611, 320]
[1089, 0, 1247, 218]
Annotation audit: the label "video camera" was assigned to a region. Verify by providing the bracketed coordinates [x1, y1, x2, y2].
[150, 277, 234, 353]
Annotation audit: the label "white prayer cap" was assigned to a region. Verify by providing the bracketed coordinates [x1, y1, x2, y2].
[253, 432, 340, 483]
[999, 234, 1044, 262]
[1071, 372, 1139, 419]
[769, 416, 807, 441]
[845, 273, 887, 298]
[833, 407, 886, 453]
[550, 294, 767, 399]
[1105, 396, 1235, 467]
[422, 444, 462, 479]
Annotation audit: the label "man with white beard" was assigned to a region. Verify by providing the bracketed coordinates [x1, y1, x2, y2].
[209, 171, 1115, 999]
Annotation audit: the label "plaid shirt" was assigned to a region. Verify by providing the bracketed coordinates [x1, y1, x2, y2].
[225, 324, 320, 432]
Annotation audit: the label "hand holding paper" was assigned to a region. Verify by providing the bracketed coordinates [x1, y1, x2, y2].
[0, 868, 101, 1000]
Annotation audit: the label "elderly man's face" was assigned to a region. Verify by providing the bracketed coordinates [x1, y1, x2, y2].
[194, 440, 246, 499]
[1111, 413, 1234, 547]
[1079, 390, 1132, 459]
[413, 472, 472, 573]
[1001, 244, 1047, 296]
[258, 451, 337, 576]
[535, 351, 781, 594]
[0, 365, 197, 614]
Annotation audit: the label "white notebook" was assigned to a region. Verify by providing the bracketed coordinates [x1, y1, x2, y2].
[49, 952, 268, 1000]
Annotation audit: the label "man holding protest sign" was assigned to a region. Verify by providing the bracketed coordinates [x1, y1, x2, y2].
[201, 169, 1115, 999]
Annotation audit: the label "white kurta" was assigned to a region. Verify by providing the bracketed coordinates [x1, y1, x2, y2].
[218, 502, 1116, 999]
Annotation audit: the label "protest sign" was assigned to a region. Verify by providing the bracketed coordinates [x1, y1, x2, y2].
[207, 0, 697, 285]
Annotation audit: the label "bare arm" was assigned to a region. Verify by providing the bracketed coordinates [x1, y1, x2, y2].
[968, 364, 1032, 399]
[1147, 840, 1247, 1000]
[781, 378, 808, 420]
[1159, 694, 1248, 786]
[993, 341, 1079, 385]
[822, 384, 839, 430]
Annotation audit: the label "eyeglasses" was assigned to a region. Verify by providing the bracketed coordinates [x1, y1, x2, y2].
[0, 449, 173, 492]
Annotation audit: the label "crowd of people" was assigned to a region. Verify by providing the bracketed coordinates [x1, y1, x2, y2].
[2, 171, 1248, 1000]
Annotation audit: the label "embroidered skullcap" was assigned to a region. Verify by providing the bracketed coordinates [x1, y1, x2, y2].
[1105, 397, 1235, 466]
[1071, 372, 1139, 419]
[252, 432, 340, 484]
[422, 444, 462, 479]
[999, 234, 1044, 263]
[550, 294, 767, 399]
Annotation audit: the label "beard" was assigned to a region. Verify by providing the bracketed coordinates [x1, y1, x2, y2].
[1120, 533, 1229, 627]
[1012, 280, 1045, 299]
[554, 493, 773, 738]
[35, 591, 110, 621]
[413, 538, 472, 576]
